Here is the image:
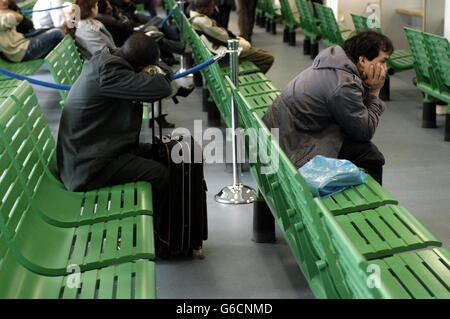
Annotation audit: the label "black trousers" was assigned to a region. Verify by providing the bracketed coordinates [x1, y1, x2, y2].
[337, 138, 385, 185]
[101, 143, 170, 226]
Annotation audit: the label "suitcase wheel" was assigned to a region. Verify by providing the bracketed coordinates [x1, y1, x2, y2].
[193, 247, 205, 259]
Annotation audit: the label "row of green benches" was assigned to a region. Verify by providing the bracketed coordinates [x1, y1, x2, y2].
[0, 80, 157, 298]
[257, 1, 450, 139]
[1, 1, 159, 297]
[263, 0, 415, 100]
[166, 0, 450, 298]
[404, 27, 450, 139]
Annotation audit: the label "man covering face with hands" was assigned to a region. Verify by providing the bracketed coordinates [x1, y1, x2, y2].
[263, 31, 393, 185]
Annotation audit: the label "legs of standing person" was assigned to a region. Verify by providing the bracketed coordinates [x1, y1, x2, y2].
[237, 0, 257, 43]
[238, 47, 274, 74]
[217, 4, 232, 29]
[22, 28, 64, 61]
[337, 138, 385, 185]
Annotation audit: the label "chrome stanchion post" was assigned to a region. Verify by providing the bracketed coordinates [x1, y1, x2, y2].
[215, 40, 257, 205]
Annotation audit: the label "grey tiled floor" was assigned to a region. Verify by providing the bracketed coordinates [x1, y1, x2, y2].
[30, 8, 449, 299]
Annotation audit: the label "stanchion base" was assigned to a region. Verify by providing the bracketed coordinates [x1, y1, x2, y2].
[215, 184, 257, 204]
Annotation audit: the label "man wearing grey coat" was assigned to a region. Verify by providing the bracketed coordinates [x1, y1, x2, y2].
[262, 31, 393, 184]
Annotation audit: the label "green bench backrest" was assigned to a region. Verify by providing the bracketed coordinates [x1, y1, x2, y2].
[424, 32, 450, 97]
[350, 13, 381, 33]
[279, 0, 300, 29]
[44, 35, 84, 106]
[404, 28, 433, 85]
[314, 3, 344, 46]
[10, 82, 59, 179]
[295, 0, 320, 38]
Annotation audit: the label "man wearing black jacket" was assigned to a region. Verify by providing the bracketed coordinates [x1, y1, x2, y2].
[57, 34, 172, 220]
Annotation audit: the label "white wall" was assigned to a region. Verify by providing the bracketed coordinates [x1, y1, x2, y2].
[445, 0, 450, 39]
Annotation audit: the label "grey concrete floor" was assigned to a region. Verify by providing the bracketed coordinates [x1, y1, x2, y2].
[30, 8, 449, 299]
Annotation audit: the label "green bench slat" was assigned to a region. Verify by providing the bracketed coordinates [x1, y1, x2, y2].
[0, 248, 156, 299]
[221, 60, 261, 76]
[0, 57, 44, 81]
[320, 174, 398, 215]
[335, 206, 441, 259]
[370, 248, 450, 299]
[45, 35, 84, 107]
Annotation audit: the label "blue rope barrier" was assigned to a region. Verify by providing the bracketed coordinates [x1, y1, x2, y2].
[0, 53, 222, 90]
[173, 57, 217, 79]
[162, 4, 177, 26]
[0, 68, 71, 91]
[21, 5, 69, 14]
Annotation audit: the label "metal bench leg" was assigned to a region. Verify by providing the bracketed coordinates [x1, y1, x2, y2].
[266, 18, 271, 32]
[422, 99, 437, 128]
[289, 31, 296, 46]
[194, 72, 203, 87]
[445, 114, 450, 141]
[271, 21, 277, 35]
[283, 28, 289, 43]
[303, 38, 311, 55]
[380, 76, 390, 101]
[202, 88, 210, 112]
[252, 196, 276, 243]
[310, 42, 319, 59]
[203, 89, 221, 126]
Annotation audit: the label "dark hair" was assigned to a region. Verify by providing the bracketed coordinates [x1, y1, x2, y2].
[73, 0, 98, 19]
[97, 0, 107, 13]
[192, 0, 213, 10]
[119, 33, 160, 70]
[342, 30, 394, 64]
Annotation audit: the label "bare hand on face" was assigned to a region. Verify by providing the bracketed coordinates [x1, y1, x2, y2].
[362, 63, 387, 96]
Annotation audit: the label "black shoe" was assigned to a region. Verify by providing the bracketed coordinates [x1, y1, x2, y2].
[149, 114, 175, 128]
[172, 84, 195, 104]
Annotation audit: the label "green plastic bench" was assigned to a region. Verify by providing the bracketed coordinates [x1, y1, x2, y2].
[5, 82, 153, 228]
[0, 248, 156, 299]
[0, 56, 44, 81]
[262, 0, 282, 35]
[256, 0, 268, 27]
[45, 35, 84, 107]
[279, 0, 301, 45]
[314, 3, 351, 47]
[295, 0, 321, 58]
[227, 76, 449, 298]
[17, 0, 37, 20]
[0, 96, 155, 276]
[316, 199, 450, 299]
[405, 27, 450, 138]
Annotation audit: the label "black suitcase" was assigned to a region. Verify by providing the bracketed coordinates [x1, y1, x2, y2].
[150, 101, 208, 258]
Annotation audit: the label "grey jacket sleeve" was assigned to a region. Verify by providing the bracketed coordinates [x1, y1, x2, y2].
[98, 61, 173, 103]
[328, 82, 386, 142]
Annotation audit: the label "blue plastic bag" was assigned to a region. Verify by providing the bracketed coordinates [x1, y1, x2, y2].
[298, 155, 367, 198]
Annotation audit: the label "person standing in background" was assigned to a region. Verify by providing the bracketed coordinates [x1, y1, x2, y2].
[32, 0, 67, 29]
[214, 0, 234, 29]
[236, 0, 256, 43]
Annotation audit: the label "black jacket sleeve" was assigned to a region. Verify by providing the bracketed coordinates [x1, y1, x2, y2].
[98, 58, 174, 103]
